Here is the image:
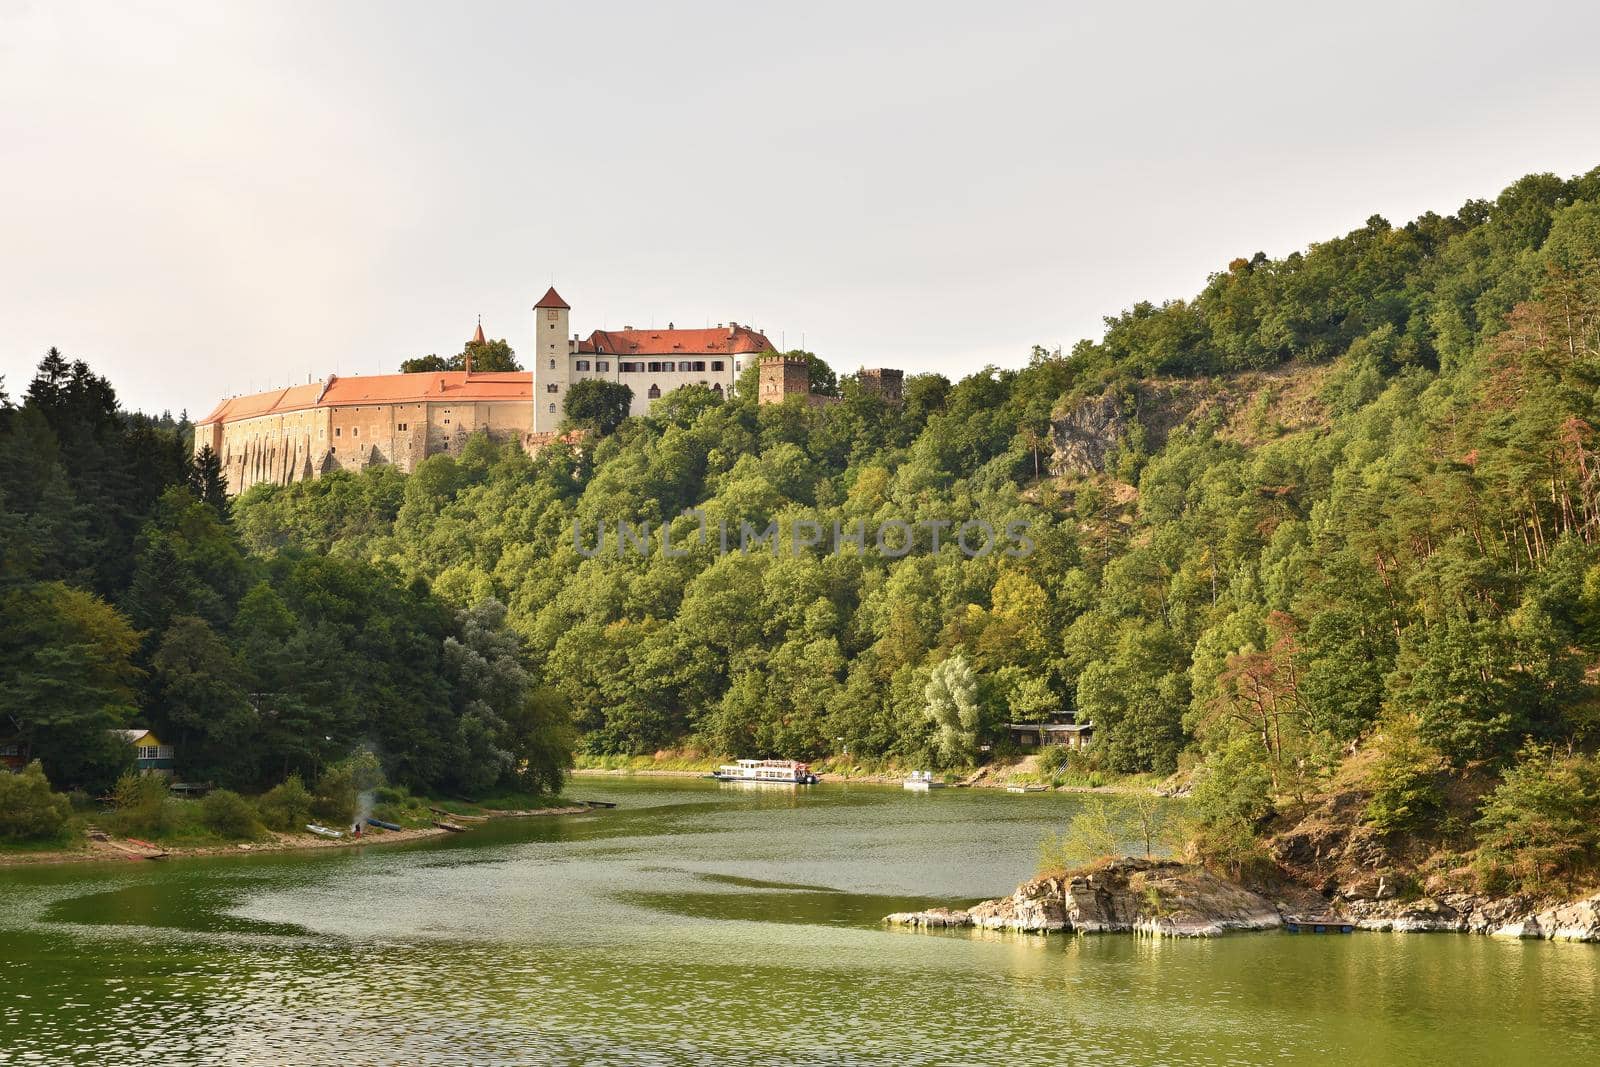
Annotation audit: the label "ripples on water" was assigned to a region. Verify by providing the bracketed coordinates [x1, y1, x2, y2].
[2, 780, 1597, 1066]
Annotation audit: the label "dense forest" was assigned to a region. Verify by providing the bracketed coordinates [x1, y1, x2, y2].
[231, 167, 1600, 890]
[7, 167, 1600, 890]
[0, 351, 573, 798]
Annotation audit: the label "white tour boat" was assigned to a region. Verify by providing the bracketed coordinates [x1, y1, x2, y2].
[711, 759, 819, 785]
[902, 770, 946, 791]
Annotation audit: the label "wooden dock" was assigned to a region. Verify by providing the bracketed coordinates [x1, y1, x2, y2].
[1284, 915, 1356, 934]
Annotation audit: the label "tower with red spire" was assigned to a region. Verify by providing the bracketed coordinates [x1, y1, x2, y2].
[533, 286, 571, 433]
[466, 316, 485, 376]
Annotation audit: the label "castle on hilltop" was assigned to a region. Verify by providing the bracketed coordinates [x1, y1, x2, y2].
[194, 287, 901, 494]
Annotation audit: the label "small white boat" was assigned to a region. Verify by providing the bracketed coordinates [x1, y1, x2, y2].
[902, 771, 945, 791]
[305, 823, 344, 839]
[711, 759, 818, 785]
[1006, 784, 1047, 793]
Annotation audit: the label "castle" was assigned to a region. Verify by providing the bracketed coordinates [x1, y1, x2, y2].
[195, 287, 901, 494]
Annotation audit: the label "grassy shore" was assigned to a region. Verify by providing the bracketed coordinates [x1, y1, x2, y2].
[0, 788, 591, 869]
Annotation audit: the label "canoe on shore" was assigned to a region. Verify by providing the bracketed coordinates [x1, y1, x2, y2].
[365, 817, 404, 832]
[428, 807, 487, 822]
[433, 820, 466, 833]
[305, 824, 344, 839]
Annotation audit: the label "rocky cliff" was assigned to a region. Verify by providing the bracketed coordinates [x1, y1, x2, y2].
[1048, 392, 1128, 477]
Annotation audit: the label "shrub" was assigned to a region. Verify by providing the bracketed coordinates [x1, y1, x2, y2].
[256, 774, 313, 831]
[0, 761, 73, 841]
[1037, 746, 1073, 776]
[1362, 715, 1446, 835]
[200, 789, 264, 839]
[313, 752, 384, 824]
[1187, 737, 1276, 880]
[109, 772, 174, 836]
[1038, 798, 1122, 873]
[1474, 745, 1600, 893]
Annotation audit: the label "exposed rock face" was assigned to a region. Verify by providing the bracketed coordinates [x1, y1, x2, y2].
[886, 858, 1600, 943]
[887, 858, 1282, 938]
[1343, 890, 1600, 941]
[1048, 393, 1127, 478]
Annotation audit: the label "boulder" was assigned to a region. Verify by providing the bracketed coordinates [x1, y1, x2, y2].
[884, 907, 971, 928]
[887, 858, 1281, 938]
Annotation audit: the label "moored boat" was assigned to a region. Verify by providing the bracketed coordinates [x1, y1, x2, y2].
[305, 824, 343, 839]
[711, 759, 818, 785]
[903, 771, 945, 791]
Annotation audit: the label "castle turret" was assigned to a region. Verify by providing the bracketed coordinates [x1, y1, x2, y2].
[758, 353, 810, 405]
[858, 367, 904, 403]
[533, 286, 571, 432]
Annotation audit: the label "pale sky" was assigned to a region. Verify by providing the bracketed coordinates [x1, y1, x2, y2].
[3, 0, 1599, 418]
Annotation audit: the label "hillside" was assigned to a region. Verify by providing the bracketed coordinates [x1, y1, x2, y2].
[7, 165, 1600, 894]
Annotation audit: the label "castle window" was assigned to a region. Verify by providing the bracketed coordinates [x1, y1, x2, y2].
[712, 361, 724, 371]
[335, 427, 341, 437]
[597, 361, 610, 372]
[692, 361, 706, 372]
[647, 362, 662, 373]
[546, 383, 558, 393]
[735, 361, 742, 371]
[576, 360, 590, 371]
[549, 358, 556, 369]
[444, 418, 450, 425]
[713, 383, 723, 394]
[353, 427, 359, 437]
[647, 384, 661, 399]
[548, 403, 556, 413]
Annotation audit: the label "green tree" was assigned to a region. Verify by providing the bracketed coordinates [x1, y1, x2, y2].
[400, 337, 520, 374]
[150, 615, 258, 787]
[1475, 744, 1600, 892]
[0, 761, 73, 841]
[564, 379, 634, 435]
[0, 582, 141, 789]
[923, 651, 980, 767]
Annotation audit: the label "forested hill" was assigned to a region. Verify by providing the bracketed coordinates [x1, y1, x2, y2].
[8, 166, 1600, 889]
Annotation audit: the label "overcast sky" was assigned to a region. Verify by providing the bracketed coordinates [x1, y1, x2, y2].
[3, 1, 1599, 417]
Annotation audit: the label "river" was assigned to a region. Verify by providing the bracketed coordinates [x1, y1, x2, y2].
[1, 778, 1596, 1065]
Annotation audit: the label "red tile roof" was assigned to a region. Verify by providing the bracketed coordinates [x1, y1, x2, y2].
[196, 373, 534, 426]
[578, 324, 772, 356]
[534, 286, 570, 310]
[196, 382, 326, 426]
[321, 371, 531, 405]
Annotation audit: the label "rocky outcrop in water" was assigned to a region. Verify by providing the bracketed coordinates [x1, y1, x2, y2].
[886, 858, 1282, 938]
[1340, 889, 1600, 941]
[887, 855, 1600, 942]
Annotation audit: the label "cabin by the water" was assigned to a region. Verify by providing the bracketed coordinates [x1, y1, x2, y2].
[115, 729, 176, 777]
[0, 736, 29, 773]
[1005, 713, 1094, 750]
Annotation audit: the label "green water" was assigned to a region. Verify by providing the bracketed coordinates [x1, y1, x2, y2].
[1, 779, 1596, 1066]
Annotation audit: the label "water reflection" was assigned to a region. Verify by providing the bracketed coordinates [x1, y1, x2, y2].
[1, 779, 1597, 1066]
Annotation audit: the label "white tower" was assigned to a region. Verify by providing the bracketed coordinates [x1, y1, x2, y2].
[533, 286, 571, 433]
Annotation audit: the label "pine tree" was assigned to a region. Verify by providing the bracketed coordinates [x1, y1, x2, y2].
[189, 445, 230, 516]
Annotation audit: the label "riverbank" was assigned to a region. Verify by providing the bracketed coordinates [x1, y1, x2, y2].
[0, 803, 595, 869]
[884, 856, 1600, 942]
[570, 761, 1156, 795]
